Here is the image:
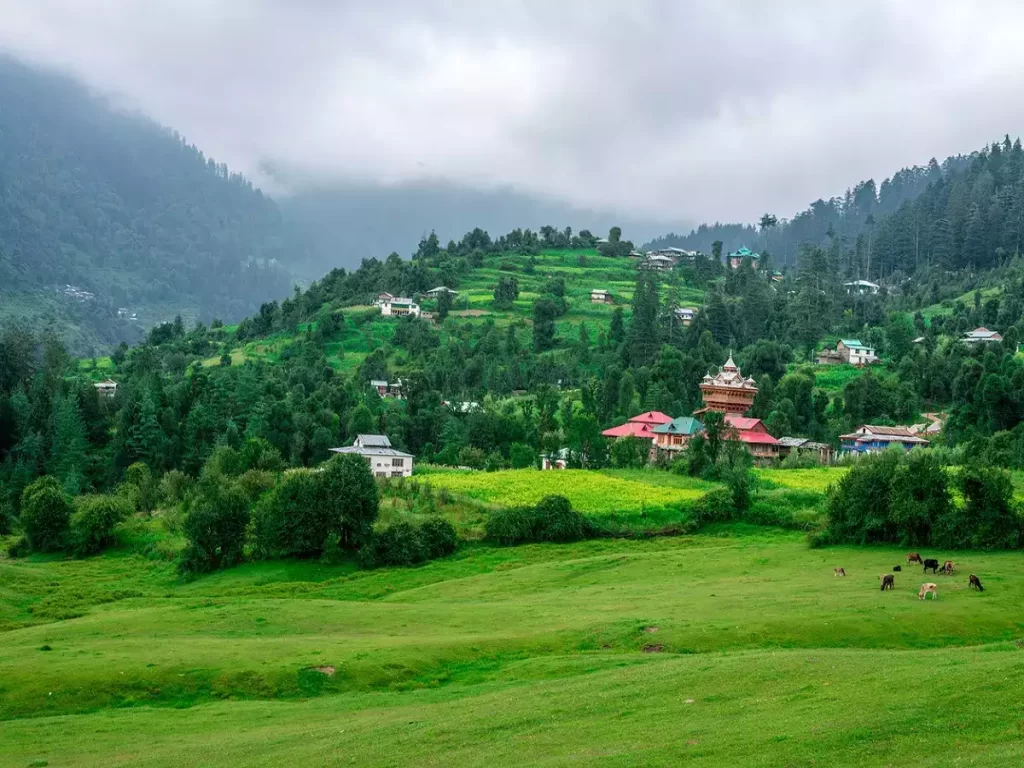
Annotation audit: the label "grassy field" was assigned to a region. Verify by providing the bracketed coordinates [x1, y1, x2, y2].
[3, 526, 1024, 766]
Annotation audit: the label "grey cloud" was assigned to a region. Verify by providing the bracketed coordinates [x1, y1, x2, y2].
[3, 0, 1024, 224]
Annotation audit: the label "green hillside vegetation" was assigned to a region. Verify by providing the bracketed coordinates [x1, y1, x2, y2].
[3, 526, 1024, 766]
[0, 56, 300, 354]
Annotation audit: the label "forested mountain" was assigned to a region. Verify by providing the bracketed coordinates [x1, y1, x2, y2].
[0, 56, 300, 354]
[645, 151, 981, 273]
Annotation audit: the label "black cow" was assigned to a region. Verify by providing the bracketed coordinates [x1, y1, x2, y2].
[969, 574, 985, 592]
[923, 558, 940, 574]
[893, 565, 902, 572]
[880, 574, 895, 591]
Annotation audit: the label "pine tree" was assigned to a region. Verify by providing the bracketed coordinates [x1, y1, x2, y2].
[627, 274, 660, 367]
[48, 393, 87, 495]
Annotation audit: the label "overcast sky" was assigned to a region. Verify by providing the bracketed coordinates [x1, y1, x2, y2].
[3, 0, 1024, 225]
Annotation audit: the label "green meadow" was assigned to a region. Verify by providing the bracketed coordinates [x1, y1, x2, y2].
[3, 523, 1024, 767]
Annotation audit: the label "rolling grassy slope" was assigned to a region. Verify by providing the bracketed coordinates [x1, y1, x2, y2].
[2, 527, 1023, 766]
[154, 249, 705, 377]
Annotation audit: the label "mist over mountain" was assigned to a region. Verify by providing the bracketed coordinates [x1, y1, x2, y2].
[0, 56, 299, 353]
[278, 181, 690, 275]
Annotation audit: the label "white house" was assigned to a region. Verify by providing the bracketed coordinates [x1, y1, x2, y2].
[330, 434, 413, 478]
[93, 379, 118, 398]
[836, 339, 878, 366]
[425, 286, 458, 299]
[640, 254, 676, 272]
[962, 327, 1003, 345]
[377, 295, 421, 318]
[674, 307, 698, 326]
[844, 280, 880, 295]
[590, 289, 614, 304]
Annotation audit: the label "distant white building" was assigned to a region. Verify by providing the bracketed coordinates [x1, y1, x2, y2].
[370, 379, 404, 399]
[425, 286, 459, 299]
[331, 434, 413, 478]
[376, 293, 421, 318]
[962, 327, 1003, 345]
[93, 379, 118, 398]
[674, 307, 698, 326]
[640, 254, 676, 272]
[844, 280, 880, 295]
[590, 289, 614, 304]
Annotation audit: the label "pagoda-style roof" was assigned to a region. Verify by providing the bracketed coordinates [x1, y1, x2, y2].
[700, 355, 758, 390]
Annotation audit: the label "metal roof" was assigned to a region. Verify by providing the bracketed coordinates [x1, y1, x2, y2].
[331, 446, 414, 458]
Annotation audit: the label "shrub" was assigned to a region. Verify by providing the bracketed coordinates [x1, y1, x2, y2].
[360, 521, 424, 567]
[252, 454, 378, 559]
[20, 476, 72, 552]
[124, 462, 157, 512]
[359, 517, 459, 568]
[485, 506, 538, 545]
[509, 443, 537, 469]
[419, 517, 458, 559]
[484, 496, 587, 545]
[179, 483, 251, 575]
[69, 494, 133, 556]
[934, 465, 1021, 549]
[691, 488, 736, 526]
[534, 495, 586, 542]
[158, 470, 193, 506]
[236, 469, 277, 503]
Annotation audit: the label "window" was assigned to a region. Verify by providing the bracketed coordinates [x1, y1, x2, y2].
[391, 471, 403, 478]
[392, 458, 404, 467]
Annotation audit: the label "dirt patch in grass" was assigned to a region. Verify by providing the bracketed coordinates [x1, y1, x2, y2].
[310, 666, 336, 676]
[642, 644, 664, 653]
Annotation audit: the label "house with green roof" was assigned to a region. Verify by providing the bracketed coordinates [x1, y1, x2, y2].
[728, 246, 761, 269]
[651, 416, 705, 456]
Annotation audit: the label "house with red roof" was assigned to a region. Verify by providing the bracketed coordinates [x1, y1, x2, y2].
[723, 414, 780, 462]
[601, 411, 672, 441]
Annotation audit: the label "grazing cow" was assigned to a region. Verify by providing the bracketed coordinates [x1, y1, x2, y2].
[834, 567, 846, 577]
[923, 558, 940, 574]
[893, 565, 902, 572]
[969, 574, 985, 592]
[941, 560, 955, 576]
[880, 574, 895, 591]
[918, 583, 938, 600]
[907, 553, 923, 565]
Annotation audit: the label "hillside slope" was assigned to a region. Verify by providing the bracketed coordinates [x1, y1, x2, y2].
[0, 56, 301, 353]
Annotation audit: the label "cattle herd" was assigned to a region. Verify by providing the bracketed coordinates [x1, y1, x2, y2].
[834, 553, 985, 600]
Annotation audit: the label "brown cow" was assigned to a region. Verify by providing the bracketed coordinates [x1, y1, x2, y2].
[907, 553, 923, 565]
[880, 574, 895, 591]
[918, 583, 938, 600]
[969, 574, 985, 591]
[834, 567, 846, 577]
[941, 560, 955, 576]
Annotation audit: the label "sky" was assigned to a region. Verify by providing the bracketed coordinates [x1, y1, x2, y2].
[3, 0, 1024, 225]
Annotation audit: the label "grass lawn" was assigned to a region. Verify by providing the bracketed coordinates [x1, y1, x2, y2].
[2, 527, 1023, 766]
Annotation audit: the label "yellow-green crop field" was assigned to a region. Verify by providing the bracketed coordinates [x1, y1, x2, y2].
[420, 468, 716, 515]
[755, 466, 849, 493]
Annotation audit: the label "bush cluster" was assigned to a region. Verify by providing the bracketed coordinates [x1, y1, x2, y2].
[822, 450, 1021, 549]
[358, 517, 458, 568]
[250, 454, 378, 559]
[69, 494, 133, 556]
[484, 495, 589, 545]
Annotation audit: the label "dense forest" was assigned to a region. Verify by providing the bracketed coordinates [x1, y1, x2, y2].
[0, 56, 300, 354]
[645, 151, 981, 274]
